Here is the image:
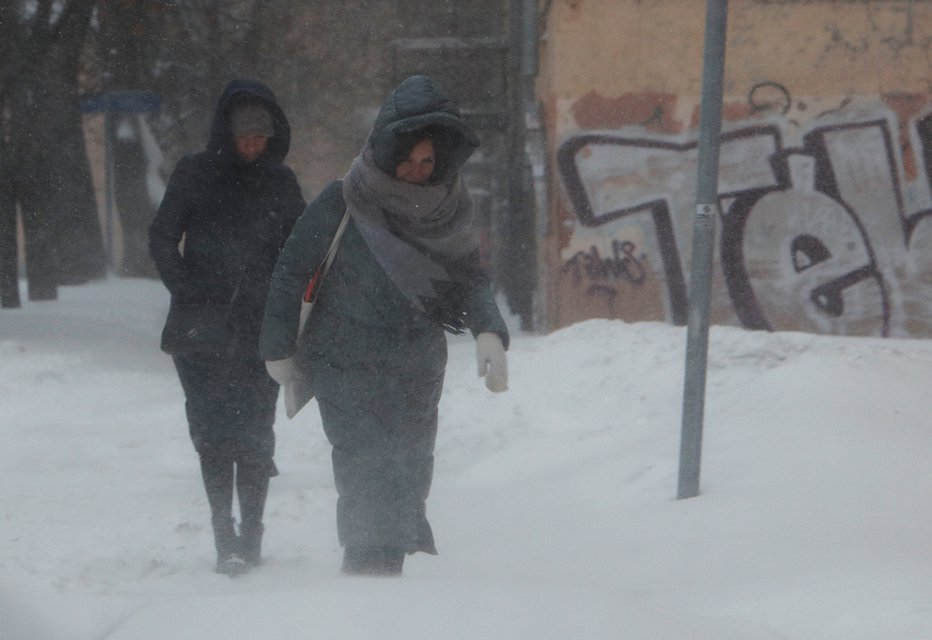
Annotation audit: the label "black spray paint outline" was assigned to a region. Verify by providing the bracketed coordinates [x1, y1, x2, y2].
[556, 120, 917, 336]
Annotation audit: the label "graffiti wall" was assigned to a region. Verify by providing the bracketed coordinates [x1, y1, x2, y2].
[553, 94, 932, 338]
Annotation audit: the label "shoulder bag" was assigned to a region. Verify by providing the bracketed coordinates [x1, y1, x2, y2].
[296, 209, 351, 339]
[281, 210, 350, 418]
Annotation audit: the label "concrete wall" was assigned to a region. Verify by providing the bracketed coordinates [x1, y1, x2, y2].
[538, 0, 932, 338]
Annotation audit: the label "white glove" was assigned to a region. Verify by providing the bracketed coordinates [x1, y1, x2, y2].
[265, 358, 297, 386]
[476, 332, 508, 392]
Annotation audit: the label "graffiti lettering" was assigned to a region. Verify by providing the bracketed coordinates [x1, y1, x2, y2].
[562, 240, 647, 287]
[748, 81, 792, 115]
[557, 96, 932, 338]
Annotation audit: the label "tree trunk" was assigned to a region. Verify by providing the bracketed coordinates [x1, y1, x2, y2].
[0, 149, 20, 308]
[7, 0, 105, 299]
[9, 87, 60, 300]
[0, 2, 24, 305]
[0, 0, 20, 307]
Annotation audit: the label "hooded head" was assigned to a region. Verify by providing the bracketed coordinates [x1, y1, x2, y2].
[207, 78, 291, 165]
[230, 102, 275, 138]
[367, 75, 479, 184]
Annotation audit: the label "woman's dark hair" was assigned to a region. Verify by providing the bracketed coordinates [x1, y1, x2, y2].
[384, 126, 460, 184]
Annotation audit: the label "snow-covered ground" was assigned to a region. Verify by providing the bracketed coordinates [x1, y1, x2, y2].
[2, 277, 930, 640]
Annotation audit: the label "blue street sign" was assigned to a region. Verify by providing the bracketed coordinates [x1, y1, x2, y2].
[80, 91, 161, 114]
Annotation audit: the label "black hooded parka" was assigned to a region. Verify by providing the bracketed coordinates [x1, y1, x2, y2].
[149, 79, 305, 460]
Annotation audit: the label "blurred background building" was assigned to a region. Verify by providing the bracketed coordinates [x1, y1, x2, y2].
[4, 0, 932, 339]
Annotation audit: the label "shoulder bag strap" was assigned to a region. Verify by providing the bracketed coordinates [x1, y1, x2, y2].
[318, 210, 350, 290]
[297, 209, 350, 335]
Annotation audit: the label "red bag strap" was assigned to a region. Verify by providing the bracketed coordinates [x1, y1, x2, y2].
[302, 210, 350, 303]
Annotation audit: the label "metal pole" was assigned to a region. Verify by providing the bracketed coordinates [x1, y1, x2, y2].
[103, 109, 114, 271]
[677, 0, 728, 500]
[520, 0, 538, 87]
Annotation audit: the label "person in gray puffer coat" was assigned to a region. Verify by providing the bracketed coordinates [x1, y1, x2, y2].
[259, 75, 509, 576]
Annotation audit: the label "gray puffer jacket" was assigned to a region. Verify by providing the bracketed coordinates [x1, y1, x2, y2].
[259, 75, 508, 368]
[258, 75, 508, 553]
[259, 181, 508, 368]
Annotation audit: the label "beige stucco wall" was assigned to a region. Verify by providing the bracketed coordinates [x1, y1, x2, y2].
[537, 0, 932, 338]
[542, 0, 932, 98]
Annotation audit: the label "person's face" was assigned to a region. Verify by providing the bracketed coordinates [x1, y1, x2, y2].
[234, 134, 269, 163]
[395, 139, 436, 185]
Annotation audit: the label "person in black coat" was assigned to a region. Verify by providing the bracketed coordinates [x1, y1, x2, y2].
[260, 75, 509, 576]
[149, 79, 306, 575]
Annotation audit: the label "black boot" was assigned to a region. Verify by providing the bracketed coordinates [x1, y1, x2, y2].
[239, 521, 264, 567]
[381, 547, 405, 575]
[236, 456, 271, 567]
[201, 453, 247, 576]
[342, 546, 405, 576]
[212, 516, 247, 576]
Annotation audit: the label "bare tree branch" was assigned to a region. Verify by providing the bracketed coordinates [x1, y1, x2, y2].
[0, 0, 96, 103]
